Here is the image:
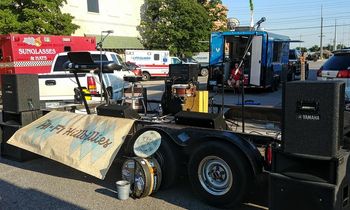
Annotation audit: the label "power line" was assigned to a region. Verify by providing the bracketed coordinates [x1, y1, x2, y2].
[267, 23, 350, 31]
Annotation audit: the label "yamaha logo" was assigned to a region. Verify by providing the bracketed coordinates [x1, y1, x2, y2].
[297, 114, 320, 121]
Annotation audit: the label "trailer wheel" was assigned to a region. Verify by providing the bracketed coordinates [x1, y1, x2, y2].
[142, 72, 151, 81]
[188, 142, 252, 208]
[154, 136, 180, 189]
[200, 68, 209, 77]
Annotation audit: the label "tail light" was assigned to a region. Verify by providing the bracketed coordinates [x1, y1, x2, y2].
[87, 76, 97, 94]
[133, 69, 142, 76]
[317, 66, 323, 77]
[337, 70, 350, 78]
[265, 144, 273, 167]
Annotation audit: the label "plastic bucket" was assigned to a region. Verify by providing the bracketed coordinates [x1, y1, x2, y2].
[116, 180, 130, 200]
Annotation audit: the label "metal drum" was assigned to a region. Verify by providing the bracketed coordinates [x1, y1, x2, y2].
[172, 84, 196, 98]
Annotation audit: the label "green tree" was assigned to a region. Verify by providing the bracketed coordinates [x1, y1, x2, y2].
[138, 0, 211, 56]
[296, 47, 307, 53]
[309, 45, 320, 52]
[0, 0, 79, 35]
[198, 0, 228, 31]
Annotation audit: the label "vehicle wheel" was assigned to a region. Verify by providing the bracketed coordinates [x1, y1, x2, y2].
[188, 141, 252, 208]
[142, 72, 151, 81]
[200, 68, 209, 77]
[153, 135, 180, 189]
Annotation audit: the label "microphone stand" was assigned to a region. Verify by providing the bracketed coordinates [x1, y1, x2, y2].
[98, 31, 113, 104]
[238, 17, 266, 133]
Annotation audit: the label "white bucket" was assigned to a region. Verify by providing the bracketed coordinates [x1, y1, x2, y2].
[116, 180, 130, 200]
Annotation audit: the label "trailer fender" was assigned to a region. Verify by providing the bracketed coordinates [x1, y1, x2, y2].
[132, 125, 263, 176]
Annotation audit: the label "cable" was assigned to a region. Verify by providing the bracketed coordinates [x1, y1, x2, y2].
[267, 23, 350, 31]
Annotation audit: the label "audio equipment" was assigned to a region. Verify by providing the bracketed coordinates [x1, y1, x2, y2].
[269, 171, 350, 210]
[2, 110, 42, 126]
[169, 64, 199, 83]
[174, 111, 226, 129]
[0, 122, 39, 161]
[96, 104, 141, 119]
[272, 149, 345, 184]
[283, 81, 345, 157]
[2, 74, 40, 113]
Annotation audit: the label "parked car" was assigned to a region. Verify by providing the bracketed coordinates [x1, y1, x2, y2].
[180, 57, 209, 76]
[317, 49, 350, 101]
[288, 49, 309, 80]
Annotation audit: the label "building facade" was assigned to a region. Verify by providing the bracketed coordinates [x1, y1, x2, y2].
[61, 0, 144, 50]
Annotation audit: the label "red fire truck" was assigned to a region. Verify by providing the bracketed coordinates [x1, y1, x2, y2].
[0, 34, 96, 75]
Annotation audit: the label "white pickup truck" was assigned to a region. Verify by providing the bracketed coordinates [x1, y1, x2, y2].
[39, 51, 135, 106]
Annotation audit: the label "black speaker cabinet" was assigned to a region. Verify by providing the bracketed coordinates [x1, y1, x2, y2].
[272, 149, 349, 185]
[174, 111, 226, 129]
[283, 81, 345, 157]
[0, 122, 39, 161]
[96, 104, 141, 119]
[169, 64, 199, 83]
[2, 110, 42, 126]
[2, 74, 40, 113]
[269, 172, 350, 210]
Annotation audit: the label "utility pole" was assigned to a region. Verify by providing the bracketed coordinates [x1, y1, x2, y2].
[334, 19, 337, 51]
[320, 5, 324, 60]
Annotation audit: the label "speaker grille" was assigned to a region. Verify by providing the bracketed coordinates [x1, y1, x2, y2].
[283, 81, 345, 157]
[2, 74, 40, 113]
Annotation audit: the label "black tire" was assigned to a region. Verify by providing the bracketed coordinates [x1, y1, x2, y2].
[188, 141, 252, 209]
[154, 135, 180, 189]
[142, 72, 151, 81]
[200, 68, 209, 77]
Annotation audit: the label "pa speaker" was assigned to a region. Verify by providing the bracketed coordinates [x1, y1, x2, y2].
[96, 104, 141, 119]
[269, 172, 350, 210]
[3, 110, 42, 126]
[169, 64, 199, 83]
[283, 81, 345, 157]
[2, 74, 40, 113]
[272, 149, 348, 185]
[0, 122, 39, 161]
[174, 111, 226, 129]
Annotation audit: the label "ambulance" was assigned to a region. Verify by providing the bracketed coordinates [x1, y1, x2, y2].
[125, 50, 181, 80]
[0, 34, 96, 76]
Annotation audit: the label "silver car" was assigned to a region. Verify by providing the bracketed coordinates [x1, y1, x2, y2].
[317, 49, 350, 101]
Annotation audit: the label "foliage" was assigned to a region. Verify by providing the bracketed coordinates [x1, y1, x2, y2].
[199, 0, 228, 31]
[0, 0, 79, 35]
[295, 47, 307, 53]
[308, 45, 320, 52]
[138, 0, 212, 56]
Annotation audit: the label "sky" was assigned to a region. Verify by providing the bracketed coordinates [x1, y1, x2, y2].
[221, 0, 350, 49]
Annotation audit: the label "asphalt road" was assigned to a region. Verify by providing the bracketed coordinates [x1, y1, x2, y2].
[0, 60, 324, 210]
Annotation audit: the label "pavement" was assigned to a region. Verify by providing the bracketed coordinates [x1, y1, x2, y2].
[0, 156, 267, 210]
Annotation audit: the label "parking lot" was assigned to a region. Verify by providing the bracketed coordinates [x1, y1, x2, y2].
[0, 61, 324, 210]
